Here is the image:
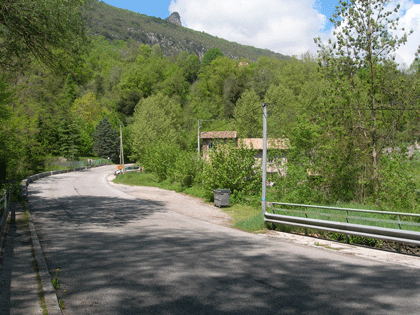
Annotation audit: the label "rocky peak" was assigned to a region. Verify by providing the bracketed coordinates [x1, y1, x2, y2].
[166, 12, 182, 26]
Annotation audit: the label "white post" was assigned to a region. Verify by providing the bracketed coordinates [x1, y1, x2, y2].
[197, 120, 201, 156]
[120, 125, 125, 173]
[262, 103, 268, 215]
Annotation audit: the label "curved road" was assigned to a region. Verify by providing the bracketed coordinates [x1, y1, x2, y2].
[28, 165, 420, 314]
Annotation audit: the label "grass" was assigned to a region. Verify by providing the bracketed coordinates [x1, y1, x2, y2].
[233, 212, 266, 232]
[114, 171, 208, 199]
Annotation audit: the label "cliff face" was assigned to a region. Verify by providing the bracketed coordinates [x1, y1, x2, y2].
[166, 12, 182, 26]
[84, 1, 288, 61]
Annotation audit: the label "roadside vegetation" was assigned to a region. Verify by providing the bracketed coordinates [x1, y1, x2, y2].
[1, 0, 420, 251]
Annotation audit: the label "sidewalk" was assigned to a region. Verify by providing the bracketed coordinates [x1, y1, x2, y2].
[0, 203, 61, 315]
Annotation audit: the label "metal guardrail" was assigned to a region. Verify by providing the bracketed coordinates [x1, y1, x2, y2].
[20, 159, 111, 200]
[0, 159, 109, 259]
[0, 189, 12, 254]
[265, 202, 420, 246]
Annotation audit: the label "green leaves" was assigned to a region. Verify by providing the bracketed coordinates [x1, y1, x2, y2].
[202, 142, 260, 200]
[201, 47, 223, 68]
[129, 93, 182, 162]
[93, 117, 119, 162]
[0, 0, 89, 72]
[234, 89, 262, 138]
[314, 0, 419, 203]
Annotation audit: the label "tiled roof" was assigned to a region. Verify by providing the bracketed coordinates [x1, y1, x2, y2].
[239, 138, 289, 150]
[200, 131, 237, 139]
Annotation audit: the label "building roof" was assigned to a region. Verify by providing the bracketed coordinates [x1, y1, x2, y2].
[239, 138, 289, 150]
[200, 131, 237, 139]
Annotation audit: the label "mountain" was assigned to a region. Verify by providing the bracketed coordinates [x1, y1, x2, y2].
[83, 1, 288, 61]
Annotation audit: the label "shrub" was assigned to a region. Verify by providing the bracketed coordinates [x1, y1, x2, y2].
[142, 141, 178, 182]
[172, 151, 202, 188]
[378, 152, 420, 212]
[202, 141, 260, 200]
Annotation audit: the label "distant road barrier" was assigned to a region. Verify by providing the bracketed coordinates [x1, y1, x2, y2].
[1, 159, 111, 261]
[265, 202, 420, 246]
[21, 159, 111, 199]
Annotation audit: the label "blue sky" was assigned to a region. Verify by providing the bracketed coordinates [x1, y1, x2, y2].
[102, 0, 173, 19]
[103, 0, 343, 20]
[102, 0, 420, 66]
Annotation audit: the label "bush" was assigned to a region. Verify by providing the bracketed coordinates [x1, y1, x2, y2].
[142, 141, 178, 181]
[202, 141, 260, 200]
[274, 162, 327, 204]
[378, 152, 420, 212]
[171, 151, 202, 188]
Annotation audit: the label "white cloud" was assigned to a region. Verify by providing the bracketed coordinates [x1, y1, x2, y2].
[169, 0, 420, 65]
[394, 3, 420, 67]
[169, 0, 326, 57]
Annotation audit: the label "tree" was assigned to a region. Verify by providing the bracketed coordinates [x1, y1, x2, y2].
[58, 119, 81, 159]
[202, 47, 223, 68]
[71, 92, 109, 156]
[0, 0, 88, 72]
[183, 54, 201, 83]
[314, 0, 415, 200]
[129, 93, 181, 163]
[264, 83, 299, 138]
[71, 92, 107, 125]
[192, 56, 236, 119]
[93, 118, 119, 162]
[233, 89, 262, 138]
[0, 79, 12, 184]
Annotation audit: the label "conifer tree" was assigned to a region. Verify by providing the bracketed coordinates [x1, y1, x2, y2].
[93, 118, 119, 162]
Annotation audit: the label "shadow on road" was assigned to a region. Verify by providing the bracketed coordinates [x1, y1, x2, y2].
[28, 192, 420, 315]
[29, 190, 165, 228]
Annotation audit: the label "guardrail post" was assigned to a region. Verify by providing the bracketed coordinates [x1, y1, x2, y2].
[397, 214, 402, 252]
[346, 210, 350, 244]
[304, 206, 308, 236]
[397, 214, 402, 230]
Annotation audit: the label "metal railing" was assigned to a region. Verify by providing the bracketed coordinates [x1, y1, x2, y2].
[21, 159, 112, 200]
[46, 158, 112, 171]
[0, 189, 12, 253]
[265, 202, 420, 246]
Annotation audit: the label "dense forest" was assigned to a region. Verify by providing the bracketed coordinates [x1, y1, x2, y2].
[1, 0, 420, 211]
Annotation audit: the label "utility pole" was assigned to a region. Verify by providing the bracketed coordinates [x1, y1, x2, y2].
[120, 125, 125, 174]
[72, 133, 75, 171]
[197, 119, 201, 156]
[262, 103, 268, 215]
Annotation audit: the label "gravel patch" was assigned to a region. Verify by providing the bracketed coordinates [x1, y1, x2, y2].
[108, 175, 233, 227]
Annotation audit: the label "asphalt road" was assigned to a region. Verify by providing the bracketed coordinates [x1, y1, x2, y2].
[28, 165, 420, 315]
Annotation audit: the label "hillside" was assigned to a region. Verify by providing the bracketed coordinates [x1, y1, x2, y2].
[83, 1, 288, 61]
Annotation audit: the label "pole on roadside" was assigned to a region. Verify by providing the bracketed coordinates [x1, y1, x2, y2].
[197, 120, 201, 156]
[120, 125, 125, 174]
[262, 103, 268, 215]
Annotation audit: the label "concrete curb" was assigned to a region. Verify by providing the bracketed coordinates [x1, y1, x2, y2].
[27, 212, 62, 315]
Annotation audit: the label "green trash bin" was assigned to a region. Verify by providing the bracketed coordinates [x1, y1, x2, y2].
[213, 189, 231, 207]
